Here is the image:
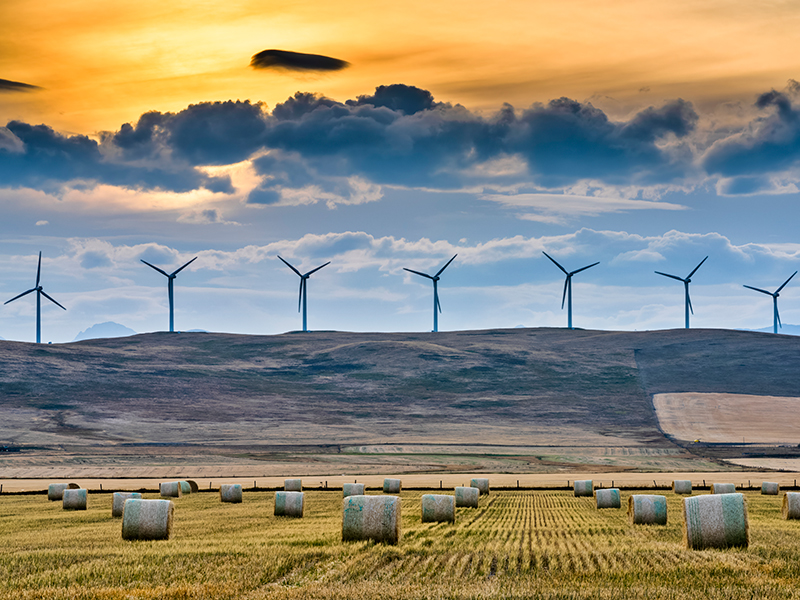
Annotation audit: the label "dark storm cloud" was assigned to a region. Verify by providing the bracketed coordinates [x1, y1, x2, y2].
[703, 89, 800, 193]
[346, 84, 439, 115]
[0, 121, 231, 193]
[250, 49, 350, 72]
[0, 79, 41, 92]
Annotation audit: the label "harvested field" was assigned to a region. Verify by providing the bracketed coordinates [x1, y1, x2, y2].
[2, 488, 800, 599]
[653, 392, 800, 444]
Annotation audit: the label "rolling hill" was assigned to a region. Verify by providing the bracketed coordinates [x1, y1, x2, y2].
[1, 327, 799, 475]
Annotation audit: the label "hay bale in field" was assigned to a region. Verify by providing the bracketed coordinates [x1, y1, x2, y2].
[710, 483, 736, 494]
[47, 483, 70, 501]
[421, 494, 455, 523]
[160, 481, 182, 498]
[112, 492, 142, 518]
[470, 478, 489, 496]
[342, 495, 401, 544]
[673, 480, 692, 495]
[343, 483, 365, 498]
[383, 478, 401, 494]
[628, 495, 668, 525]
[179, 481, 192, 494]
[595, 488, 620, 509]
[761, 482, 779, 495]
[782, 492, 800, 519]
[274, 491, 304, 517]
[67, 483, 80, 489]
[62, 489, 87, 510]
[122, 499, 174, 540]
[682, 493, 749, 550]
[284, 478, 302, 492]
[455, 486, 479, 508]
[186, 480, 199, 493]
[220, 484, 242, 503]
[574, 480, 593, 497]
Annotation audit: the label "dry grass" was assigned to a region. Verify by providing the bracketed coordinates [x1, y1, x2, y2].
[2, 489, 800, 599]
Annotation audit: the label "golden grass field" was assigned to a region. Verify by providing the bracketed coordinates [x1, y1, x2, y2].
[3, 487, 800, 599]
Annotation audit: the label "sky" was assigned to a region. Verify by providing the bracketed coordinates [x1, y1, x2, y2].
[1, 0, 800, 342]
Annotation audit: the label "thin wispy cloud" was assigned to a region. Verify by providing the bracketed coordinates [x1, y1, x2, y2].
[0, 78, 40, 92]
[250, 49, 350, 72]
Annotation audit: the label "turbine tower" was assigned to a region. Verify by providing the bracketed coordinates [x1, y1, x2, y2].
[655, 256, 707, 329]
[141, 257, 197, 332]
[743, 271, 797, 334]
[542, 252, 599, 330]
[4, 251, 66, 343]
[278, 256, 330, 332]
[403, 254, 457, 333]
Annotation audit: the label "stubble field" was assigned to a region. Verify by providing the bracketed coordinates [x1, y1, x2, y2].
[2, 488, 800, 599]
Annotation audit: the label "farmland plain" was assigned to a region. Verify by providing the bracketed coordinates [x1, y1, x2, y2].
[2, 488, 800, 599]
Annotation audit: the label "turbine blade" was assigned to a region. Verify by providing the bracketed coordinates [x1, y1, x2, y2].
[403, 267, 434, 280]
[570, 261, 600, 276]
[40, 290, 66, 310]
[170, 256, 198, 277]
[435, 254, 458, 277]
[743, 284, 772, 296]
[654, 271, 685, 283]
[35, 251, 42, 287]
[140, 260, 170, 278]
[776, 271, 798, 294]
[304, 261, 331, 277]
[561, 277, 569, 310]
[298, 279, 304, 312]
[687, 256, 708, 279]
[278, 255, 302, 277]
[543, 251, 568, 275]
[687, 291, 694, 315]
[435, 286, 442, 313]
[777, 303, 782, 328]
[4, 288, 36, 304]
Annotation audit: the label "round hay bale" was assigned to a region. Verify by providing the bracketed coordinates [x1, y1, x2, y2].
[122, 499, 174, 541]
[343, 483, 365, 498]
[383, 478, 401, 494]
[782, 492, 800, 519]
[67, 483, 80, 489]
[421, 494, 455, 523]
[62, 489, 87, 510]
[112, 492, 142, 518]
[186, 480, 199, 493]
[179, 481, 192, 494]
[673, 480, 692, 495]
[761, 482, 779, 495]
[47, 483, 69, 501]
[455, 486, 479, 508]
[220, 484, 242, 503]
[628, 495, 668, 525]
[342, 495, 401, 544]
[160, 481, 182, 498]
[574, 480, 593, 497]
[682, 493, 749, 550]
[284, 479, 302, 492]
[595, 488, 620, 509]
[470, 478, 490, 496]
[274, 491, 304, 517]
[710, 483, 736, 494]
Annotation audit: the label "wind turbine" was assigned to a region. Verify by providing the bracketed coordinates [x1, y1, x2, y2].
[278, 256, 330, 332]
[4, 251, 66, 343]
[655, 256, 707, 329]
[403, 254, 457, 333]
[542, 252, 599, 330]
[743, 271, 797, 334]
[141, 256, 197, 332]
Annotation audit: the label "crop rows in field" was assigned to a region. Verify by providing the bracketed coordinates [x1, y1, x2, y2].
[1, 489, 799, 599]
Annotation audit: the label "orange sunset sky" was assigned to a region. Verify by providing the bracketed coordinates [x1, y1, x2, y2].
[2, 0, 799, 134]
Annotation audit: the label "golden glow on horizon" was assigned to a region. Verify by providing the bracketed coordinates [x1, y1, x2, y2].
[1, 0, 799, 133]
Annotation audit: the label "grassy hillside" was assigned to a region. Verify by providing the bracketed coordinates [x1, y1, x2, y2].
[1, 327, 798, 472]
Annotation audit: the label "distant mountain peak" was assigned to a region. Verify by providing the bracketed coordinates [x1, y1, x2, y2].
[73, 322, 137, 342]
